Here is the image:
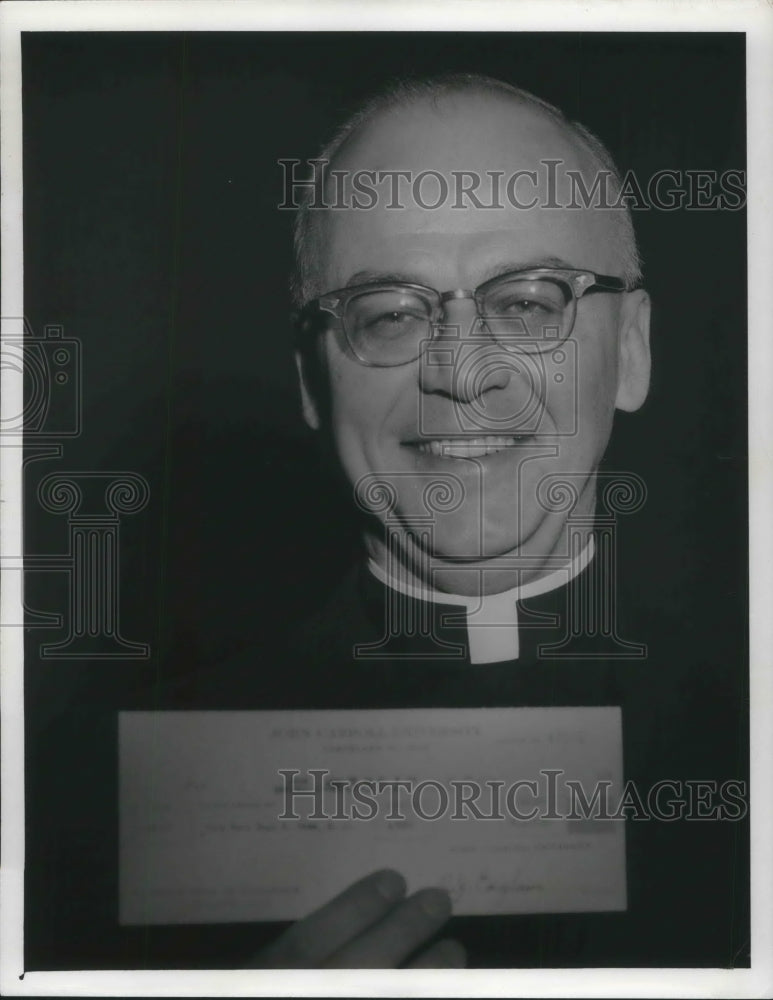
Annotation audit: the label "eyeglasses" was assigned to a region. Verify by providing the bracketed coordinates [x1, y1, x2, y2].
[297, 268, 629, 367]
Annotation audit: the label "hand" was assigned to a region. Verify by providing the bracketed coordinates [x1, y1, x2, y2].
[245, 868, 466, 968]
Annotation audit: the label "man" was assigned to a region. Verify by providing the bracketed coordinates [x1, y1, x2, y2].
[219, 74, 744, 968]
[289, 73, 649, 660]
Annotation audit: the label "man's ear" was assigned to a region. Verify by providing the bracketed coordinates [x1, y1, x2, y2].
[615, 289, 651, 412]
[294, 348, 321, 430]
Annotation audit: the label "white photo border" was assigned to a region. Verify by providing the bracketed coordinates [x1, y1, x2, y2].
[1, 1, 771, 997]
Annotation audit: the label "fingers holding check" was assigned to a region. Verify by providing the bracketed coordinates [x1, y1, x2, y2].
[249, 868, 465, 969]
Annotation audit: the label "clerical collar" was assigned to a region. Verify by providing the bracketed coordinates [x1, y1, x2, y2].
[367, 537, 595, 665]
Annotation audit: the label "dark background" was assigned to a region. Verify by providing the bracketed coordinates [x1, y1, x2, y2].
[21, 32, 747, 969]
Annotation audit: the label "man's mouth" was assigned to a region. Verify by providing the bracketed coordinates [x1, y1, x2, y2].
[407, 435, 532, 458]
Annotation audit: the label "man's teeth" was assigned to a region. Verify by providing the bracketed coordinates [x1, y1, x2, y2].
[415, 436, 529, 457]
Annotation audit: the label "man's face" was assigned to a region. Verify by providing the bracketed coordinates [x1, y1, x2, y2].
[298, 93, 650, 592]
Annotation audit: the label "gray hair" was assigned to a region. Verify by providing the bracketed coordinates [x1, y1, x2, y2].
[291, 73, 642, 307]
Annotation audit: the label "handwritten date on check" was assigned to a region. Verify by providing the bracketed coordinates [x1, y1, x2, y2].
[119, 707, 626, 925]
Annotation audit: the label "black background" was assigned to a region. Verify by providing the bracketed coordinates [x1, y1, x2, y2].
[21, 32, 748, 969]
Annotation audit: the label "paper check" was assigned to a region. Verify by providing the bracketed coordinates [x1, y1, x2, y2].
[119, 706, 626, 924]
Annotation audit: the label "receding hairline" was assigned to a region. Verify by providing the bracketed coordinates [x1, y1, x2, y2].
[291, 73, 641, 307]
[328, 85, 601, 176]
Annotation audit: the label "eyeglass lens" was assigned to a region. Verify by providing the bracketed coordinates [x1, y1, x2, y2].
[345, 276, 572, 363]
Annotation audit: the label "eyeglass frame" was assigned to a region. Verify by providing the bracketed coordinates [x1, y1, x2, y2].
[295, 267, 631, 368]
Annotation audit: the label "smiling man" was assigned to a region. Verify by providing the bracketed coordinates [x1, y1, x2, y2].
[292, 75, 650, 658]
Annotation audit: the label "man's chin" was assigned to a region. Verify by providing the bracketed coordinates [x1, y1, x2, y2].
[403, 516, 533, 566]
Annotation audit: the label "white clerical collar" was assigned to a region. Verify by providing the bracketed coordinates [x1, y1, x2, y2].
[367, 537, 595, 665]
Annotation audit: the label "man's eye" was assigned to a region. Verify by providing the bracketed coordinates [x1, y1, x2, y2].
[376, 310, 411, 324]
[497, 297, 551, 316]
[362, 310, 422, 336]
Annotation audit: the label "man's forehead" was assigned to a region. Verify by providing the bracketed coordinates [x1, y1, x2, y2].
[329, 228, 600, 290]
[322, 218, 615, 293]
[316, 91, 620, 287]
[319, 184, 617, 290]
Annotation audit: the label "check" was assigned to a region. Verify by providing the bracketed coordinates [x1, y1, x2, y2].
[119, 706, 625, 924]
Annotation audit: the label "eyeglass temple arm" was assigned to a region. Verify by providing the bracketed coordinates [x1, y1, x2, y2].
[581, 274, 632, 295]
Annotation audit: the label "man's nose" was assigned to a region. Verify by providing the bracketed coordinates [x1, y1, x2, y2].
[418, 298, 515, 402]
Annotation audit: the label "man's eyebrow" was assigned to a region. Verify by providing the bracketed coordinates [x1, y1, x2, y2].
[344, 270, 418, 287]
[480, 256, 578, 281]
[344, 257, 579, 290]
